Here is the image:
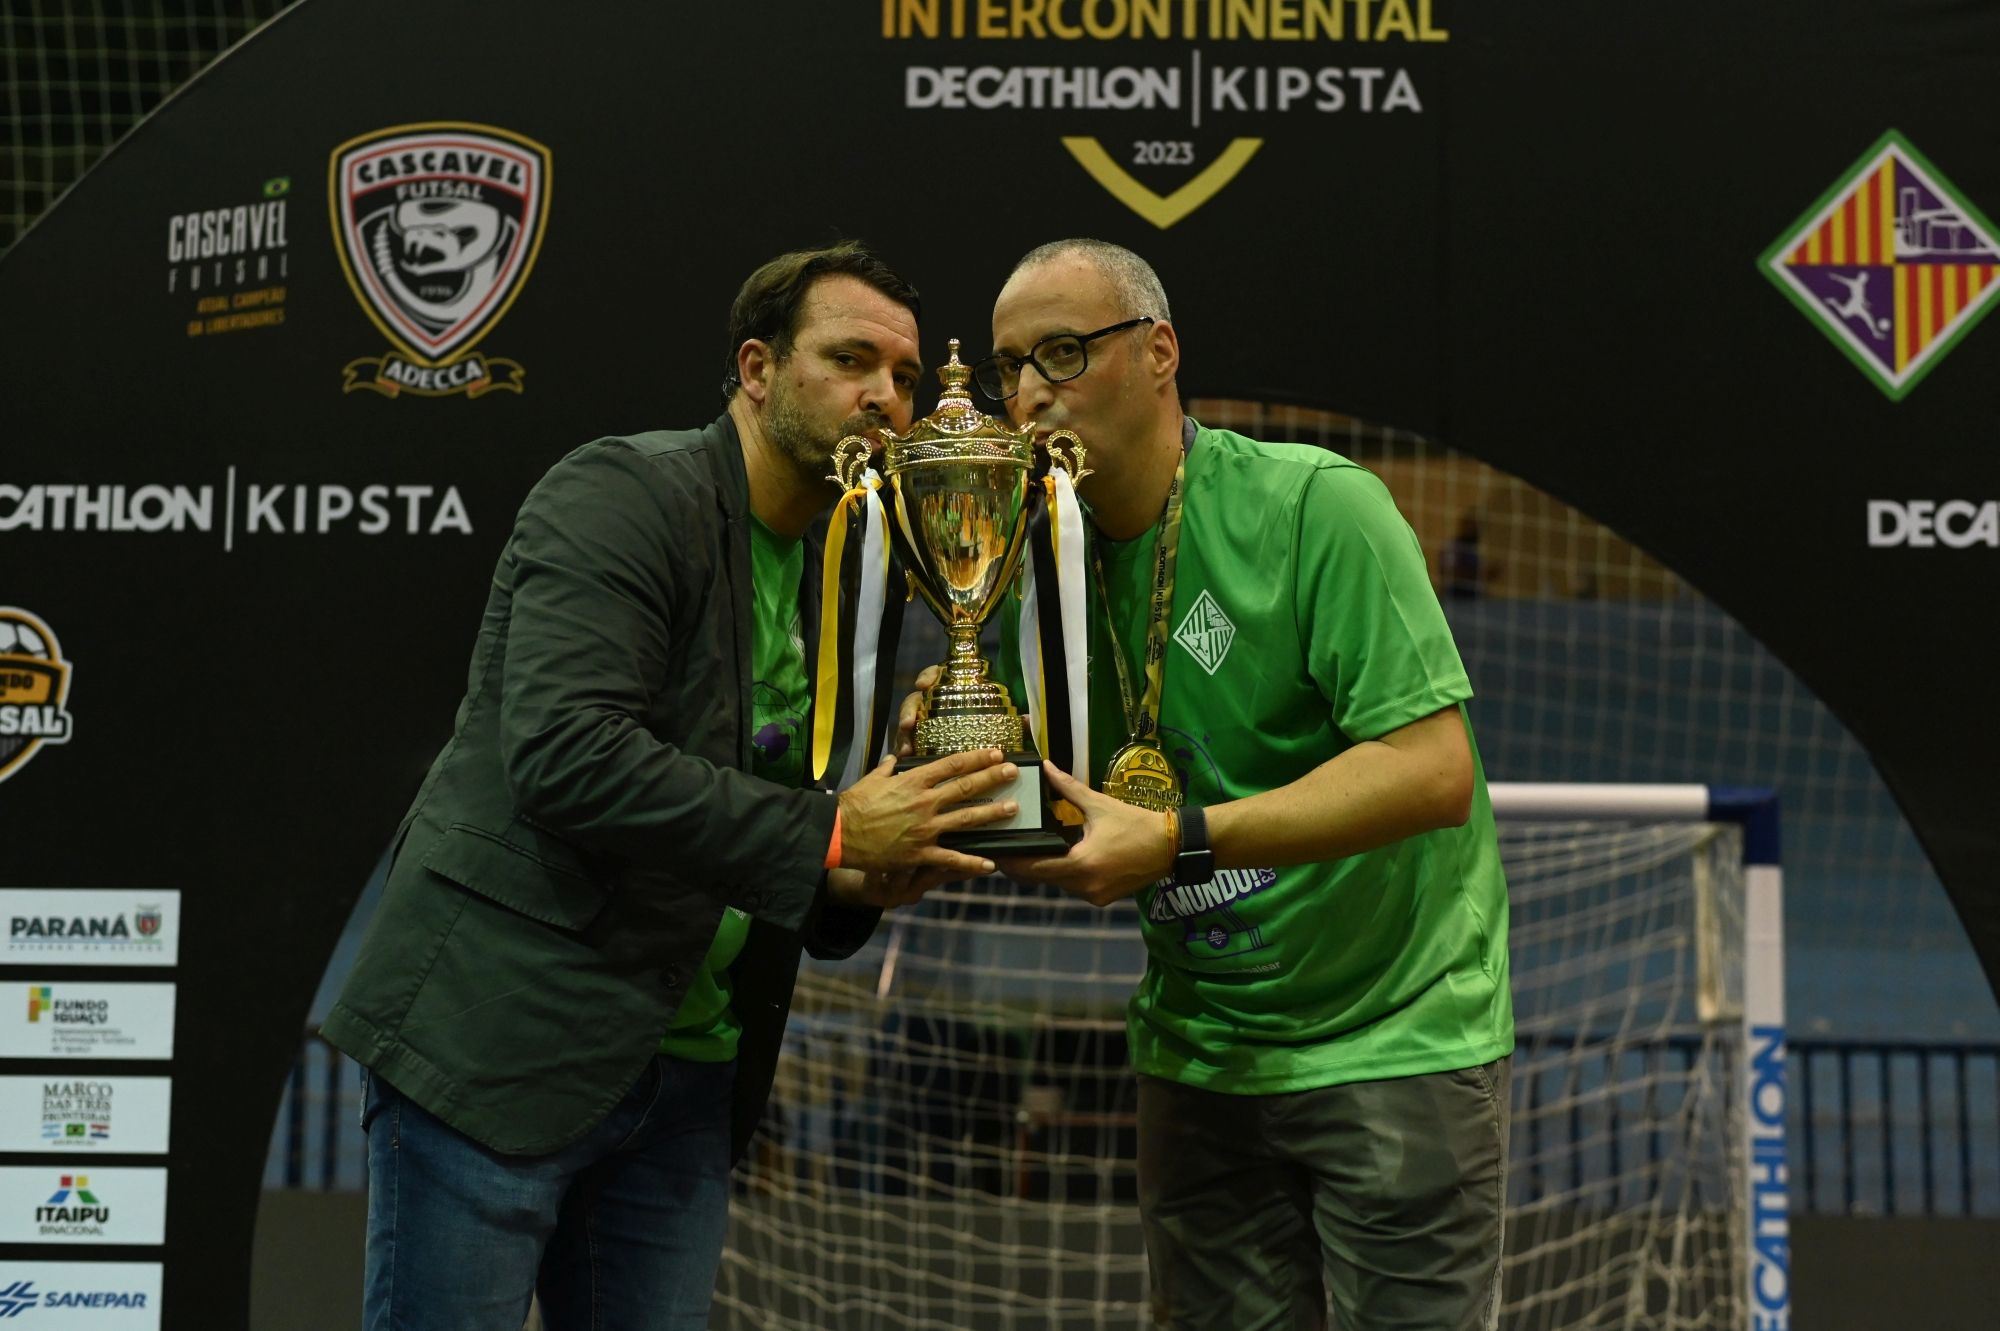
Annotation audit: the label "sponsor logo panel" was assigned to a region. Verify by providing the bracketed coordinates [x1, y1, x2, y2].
[0, 1169, 167, 1246]
[885, 0, 1446, 228]
[0, 475, 474, 545]
[1762, 131, 2000, 398]
[169, 174, 292, 341]
[0, 612, 73, 788]
[0, 1262, 162, 1327]
[0, 1079, 171, 1156]
[0, 985, 175, 1061]
[329, 122, 551, 397]
[0, 892, 179, 966]
[1866, 499, 1998, 548]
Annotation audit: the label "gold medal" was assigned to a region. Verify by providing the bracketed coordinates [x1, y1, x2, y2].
[1092, 447, 1190, 814]
[1103, 740, 1183, 811]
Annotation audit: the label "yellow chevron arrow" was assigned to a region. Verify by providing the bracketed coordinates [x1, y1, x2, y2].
[1060, 137, 1264, 230]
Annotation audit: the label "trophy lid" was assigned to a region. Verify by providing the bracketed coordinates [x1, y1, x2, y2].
[881, 339, 1035, 468]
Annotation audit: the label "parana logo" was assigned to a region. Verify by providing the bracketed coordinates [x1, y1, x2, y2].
[884, 0, 1447, 229]
[9, 913, 165, 948]
[0, 609, 73, 786]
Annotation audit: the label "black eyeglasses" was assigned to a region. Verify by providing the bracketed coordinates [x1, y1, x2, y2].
[972, 317, 1155, 401]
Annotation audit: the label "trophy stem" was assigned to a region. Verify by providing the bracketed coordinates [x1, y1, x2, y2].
[942, 623, 988, 685]
[914, 622, 1025, 755]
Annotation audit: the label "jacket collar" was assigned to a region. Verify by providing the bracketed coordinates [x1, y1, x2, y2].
[704, 411, 749, 520]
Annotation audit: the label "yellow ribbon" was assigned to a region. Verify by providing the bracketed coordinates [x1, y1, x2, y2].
[812, 476, 878, 781]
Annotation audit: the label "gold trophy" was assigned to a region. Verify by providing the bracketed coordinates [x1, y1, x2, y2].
[832, 341, 1086, 855]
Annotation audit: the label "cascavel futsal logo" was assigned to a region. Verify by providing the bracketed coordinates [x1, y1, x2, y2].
[1762, 131, 2000, 400]
[0, 609, 74, 786]
[330, 122, 551, 398]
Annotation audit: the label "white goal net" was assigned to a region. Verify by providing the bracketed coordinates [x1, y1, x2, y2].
[716, 790, 1768, 1330]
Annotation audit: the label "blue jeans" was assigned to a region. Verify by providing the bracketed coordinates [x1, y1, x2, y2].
[361, 1055, 735, 1331]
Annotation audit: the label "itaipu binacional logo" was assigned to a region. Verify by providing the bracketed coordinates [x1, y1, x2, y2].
[330, 122, 551, 399]
[1761, 131, 2000, 400]
[0, 609, 74, 786]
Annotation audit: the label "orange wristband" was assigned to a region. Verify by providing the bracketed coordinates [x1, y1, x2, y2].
[824, 806, 843, 870]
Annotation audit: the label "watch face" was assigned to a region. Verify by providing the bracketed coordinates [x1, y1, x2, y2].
[1174, 850, 1216, 887]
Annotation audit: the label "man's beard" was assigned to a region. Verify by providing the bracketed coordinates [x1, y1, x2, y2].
[766, 380, 889, 480]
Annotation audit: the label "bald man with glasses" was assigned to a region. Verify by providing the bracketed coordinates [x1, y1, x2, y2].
[960, 238, 1516, 1331]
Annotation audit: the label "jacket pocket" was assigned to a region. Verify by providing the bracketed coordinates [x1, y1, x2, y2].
[419, 820, 608, 932]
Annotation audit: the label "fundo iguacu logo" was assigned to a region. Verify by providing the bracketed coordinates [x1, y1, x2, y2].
[26, 990, 108, 1028]
[330, 122, 551, 398]
[885, 0, 1446, 228]
[0, 609, 73, 787]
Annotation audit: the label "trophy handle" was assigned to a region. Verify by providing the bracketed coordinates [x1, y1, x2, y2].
[1043, 429, 1093, 483]
[827, 434, 873, 490]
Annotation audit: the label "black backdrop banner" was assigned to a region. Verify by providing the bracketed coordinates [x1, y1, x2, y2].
[1, 1, 1995, 1323]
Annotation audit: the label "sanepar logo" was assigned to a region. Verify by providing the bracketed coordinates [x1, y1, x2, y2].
[1867, 500, 1998, 547]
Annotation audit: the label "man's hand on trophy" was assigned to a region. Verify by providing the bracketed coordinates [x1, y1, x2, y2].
[826, 866, 956, 909]
[893, 664, 943, 757]
[994, 763, 1174, 908]
[836, 749, 1018, 876]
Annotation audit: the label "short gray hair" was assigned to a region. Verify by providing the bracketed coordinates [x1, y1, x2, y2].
[1009, 238, 1172, 323]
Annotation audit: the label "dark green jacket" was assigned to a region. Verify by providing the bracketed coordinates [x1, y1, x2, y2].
[322, 415, 876, 1158]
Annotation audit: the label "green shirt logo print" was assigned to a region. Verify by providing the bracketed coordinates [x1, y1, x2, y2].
[1172, 589, 1236, 675]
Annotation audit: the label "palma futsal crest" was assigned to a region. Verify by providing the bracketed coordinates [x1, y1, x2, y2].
[1761, 131, 2000, 400]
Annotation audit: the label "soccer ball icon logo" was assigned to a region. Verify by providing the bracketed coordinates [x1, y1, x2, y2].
[0, 607, 74, 784]
[0, 616, 49, 659]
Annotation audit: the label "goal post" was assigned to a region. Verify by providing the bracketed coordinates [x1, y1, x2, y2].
[1491, 783, 1786, 1331]
[716, 784, 1786, 1331]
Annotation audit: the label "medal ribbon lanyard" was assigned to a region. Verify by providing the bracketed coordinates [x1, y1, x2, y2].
[1091, 454, 1184, 751]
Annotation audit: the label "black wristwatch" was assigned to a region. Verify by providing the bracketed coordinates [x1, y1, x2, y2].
[1173, 804, 1215, 886]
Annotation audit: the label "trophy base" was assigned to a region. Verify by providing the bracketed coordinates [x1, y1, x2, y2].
[897, 750, 1078, 857]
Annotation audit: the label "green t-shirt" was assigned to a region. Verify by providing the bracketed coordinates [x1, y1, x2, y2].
[660, 515, 808, 1062]
[1010, 424, 1513, 1093]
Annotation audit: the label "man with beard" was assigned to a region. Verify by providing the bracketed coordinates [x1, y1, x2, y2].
[324, 242, 1021, 1330]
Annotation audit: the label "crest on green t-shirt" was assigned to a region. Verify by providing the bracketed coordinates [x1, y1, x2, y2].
[1172, 589, 1237, 675]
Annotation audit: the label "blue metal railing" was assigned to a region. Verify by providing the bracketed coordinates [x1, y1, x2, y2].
[270, 1031, 2000, 1217]
[1792, 1038, 2000, 1216]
